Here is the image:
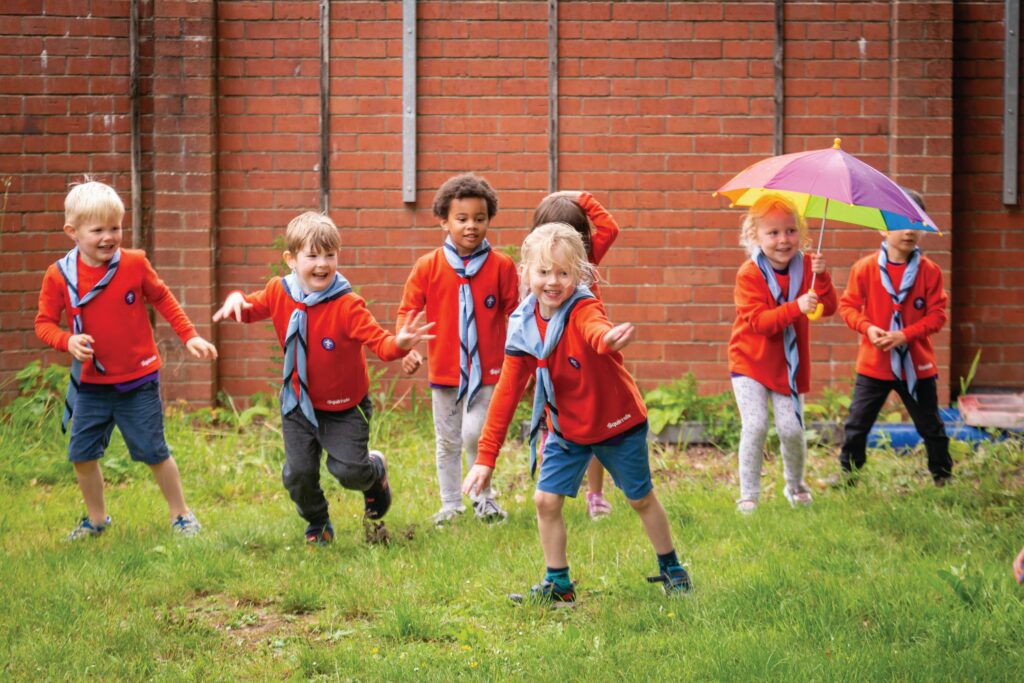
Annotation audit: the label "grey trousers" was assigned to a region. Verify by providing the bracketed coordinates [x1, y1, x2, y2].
[281, 395, 384, 527]
[432, 385, 496, 507]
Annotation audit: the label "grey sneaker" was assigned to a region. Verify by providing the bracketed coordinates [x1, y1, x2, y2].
[473, 497, 507, 523]
[432, 505, 466, 526]
[171, 511, 201, 536]
[66, 515, 111, 541]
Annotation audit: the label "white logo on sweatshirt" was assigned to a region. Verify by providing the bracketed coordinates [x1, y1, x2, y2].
[326, 398, 351, 405]
[607, 413, 632, 429]
[140, 355, 158, 367]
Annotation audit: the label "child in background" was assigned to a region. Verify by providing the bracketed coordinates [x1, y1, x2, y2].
[397, 173, 519, 525]
[463, 223, 692, 604]
[836, 188, 952, 487]
[728, 194, 837, 514]
[531, 191, 620, 520]
[1014, 546, 1024, 584]
[35, 180, 218, 540]
[213, 212, 433, 545]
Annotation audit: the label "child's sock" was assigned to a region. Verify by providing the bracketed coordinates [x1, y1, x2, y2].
[657, 549, 683, 574]
[544, 566, 573, 590]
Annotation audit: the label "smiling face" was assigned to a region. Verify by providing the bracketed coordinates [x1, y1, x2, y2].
[441, 197, 490, 256]
[754, 207, 801, 270]
[284, 240, 338, 294]
[64, 216, 123, 267]
[527, 244, 579, 319]
[885, 228, 922, 262]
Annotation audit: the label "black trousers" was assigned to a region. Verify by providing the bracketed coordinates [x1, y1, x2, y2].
[839, 374, 952, 480]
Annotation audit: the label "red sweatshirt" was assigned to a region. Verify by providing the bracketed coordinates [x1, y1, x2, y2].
[577, 191, 620, 299]
[35, 249, 197, 384]
[396, 247, 519, 387]
[839, 252, 947, 381]
[239, 277, 407, 412]
[476, 297, 647, 468]
[728, 253, 838, 395]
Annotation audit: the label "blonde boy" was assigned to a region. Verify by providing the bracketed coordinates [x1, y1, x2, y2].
[35, 180, 218, 540]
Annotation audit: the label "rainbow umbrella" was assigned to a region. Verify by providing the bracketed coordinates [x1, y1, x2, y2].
[714, 138, 941, 319]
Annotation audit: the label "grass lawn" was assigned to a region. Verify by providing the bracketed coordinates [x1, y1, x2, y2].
[1, 385, 1022, 681]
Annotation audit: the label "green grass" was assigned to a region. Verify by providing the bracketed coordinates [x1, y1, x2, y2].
[1, 397, 1022, 681]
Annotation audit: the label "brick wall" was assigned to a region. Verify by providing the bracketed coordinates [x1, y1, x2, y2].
[952, 1, 1024, 389]
[1, 0, 1012, 411]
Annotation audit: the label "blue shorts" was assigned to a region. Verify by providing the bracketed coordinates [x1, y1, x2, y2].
[67, 380, 171, 465]
[536, 421, 653, 501]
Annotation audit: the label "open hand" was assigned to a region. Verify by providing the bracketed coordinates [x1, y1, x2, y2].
[402, 348, 423, 375]
[603, 322, 636, 351]
[396, 310, 436, 350]
[796, 290, 820, 315]
[186, 336, 218, 360]
[462, 463, 494, 498]
[212, 292, 252, 323]
[67, 334, 95, 362]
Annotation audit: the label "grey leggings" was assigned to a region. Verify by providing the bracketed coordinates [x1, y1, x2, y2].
[731, 375, 808, 502]
[432, 385, 496, 507]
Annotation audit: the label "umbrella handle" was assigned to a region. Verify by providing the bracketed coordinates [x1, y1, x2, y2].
[807, 301, 824, 321]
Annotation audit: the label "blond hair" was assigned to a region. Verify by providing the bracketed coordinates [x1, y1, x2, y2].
[64, 179, 125, 228]
[520, 222, 596, 289]
[739, 193, 808, 258]
[285, 211, 341, 254]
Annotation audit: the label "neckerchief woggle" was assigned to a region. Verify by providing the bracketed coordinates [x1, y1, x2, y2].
[442, 236, 491, 407]
[57, 246, 121, 433]
[280, 272, 352, 428]
[754, 249, 804, 425]
[504, 286, 594, 477]
[877, 242, 921, 399]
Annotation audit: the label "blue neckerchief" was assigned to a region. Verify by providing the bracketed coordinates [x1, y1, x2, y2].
[442, 236, 492, 407]
[280, 272, 352, 427]
[754, 250, 804, 425]
[57, 247, 121, 433]
[877, 242, 921, 399]
[504, 287, 594, 477]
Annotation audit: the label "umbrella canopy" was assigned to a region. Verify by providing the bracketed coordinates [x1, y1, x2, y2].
[714, 138, 941, 233]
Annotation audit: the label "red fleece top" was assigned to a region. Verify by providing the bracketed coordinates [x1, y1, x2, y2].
[476, 297, 647, 468]
[239, 277, 407, 412]
[578, 191, 620, 299]
[396, 247, 519, 387]
[839, 252, 947, 381]
[35, 249, 197, 384]
[728, 254, 838, 395]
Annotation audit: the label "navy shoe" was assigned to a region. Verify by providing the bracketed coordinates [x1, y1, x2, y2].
[305, 521, 334, 546]
[66, 515, 111, 542]
[363, 450, 392, 520]
[648, 566, 693, 595]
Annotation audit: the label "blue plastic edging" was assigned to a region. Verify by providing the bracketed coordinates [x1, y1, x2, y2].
[866, 407, 1010, 449]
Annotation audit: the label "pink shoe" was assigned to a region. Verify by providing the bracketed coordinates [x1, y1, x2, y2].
[586, 491, 612, 519]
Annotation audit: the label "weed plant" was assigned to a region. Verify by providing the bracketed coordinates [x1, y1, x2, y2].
[1, 365, 1021, 680]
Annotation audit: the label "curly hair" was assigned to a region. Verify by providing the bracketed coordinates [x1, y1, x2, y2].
[432, 173, 498, 220]
[738, 193, 808, 258]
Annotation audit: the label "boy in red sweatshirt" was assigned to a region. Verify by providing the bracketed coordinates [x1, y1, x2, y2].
[463, 223, 692, 604]
[214, 212, 433, 545]
[837, 189, 952, 486]
[397, 174, 519, 525]
[35, 180, 218, 540]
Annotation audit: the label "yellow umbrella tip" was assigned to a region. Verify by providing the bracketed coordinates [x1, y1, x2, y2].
[833, 138, 842, 149]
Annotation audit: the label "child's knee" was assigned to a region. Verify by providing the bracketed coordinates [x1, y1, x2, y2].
[626, 490, 655, 512]
[533, 490, 563, 516]
[326, 459, 375, 491]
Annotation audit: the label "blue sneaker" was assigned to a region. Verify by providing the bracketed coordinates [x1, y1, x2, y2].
[510, 579, 577, 607]
[66, 515, 111, 541]
[305, 521, 334, 546]
[648, 566, 693, 595]
[171, 511, 201, 536]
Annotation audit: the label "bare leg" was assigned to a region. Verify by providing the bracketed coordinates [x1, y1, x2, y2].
[147, 457, 189, 520]
[627, 490, 674, 555]
[585, 457, 605, 495]
[73, 460, 107, 525]
[534, 490, 568, 568]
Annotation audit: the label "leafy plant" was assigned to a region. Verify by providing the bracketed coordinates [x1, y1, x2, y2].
[804, 380, 853, 423]
[643, 374, 741, 450]
[959, 349, 982, 397]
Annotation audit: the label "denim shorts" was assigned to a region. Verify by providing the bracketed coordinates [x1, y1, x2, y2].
[67, 380, 171, 465]
[536, 421, 653, 501]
